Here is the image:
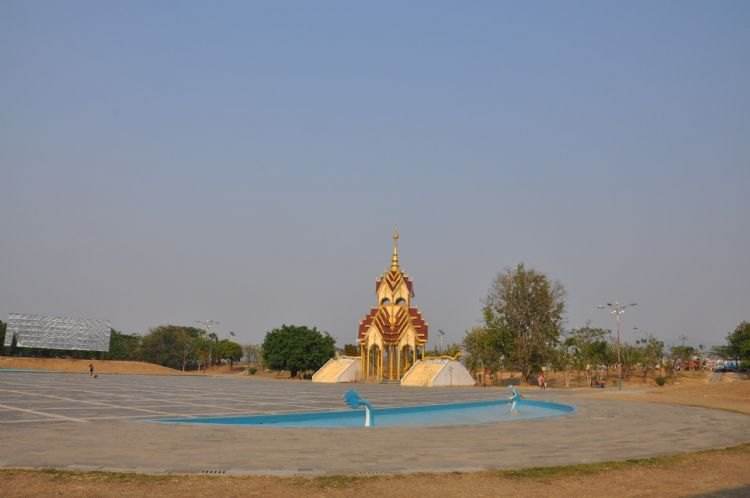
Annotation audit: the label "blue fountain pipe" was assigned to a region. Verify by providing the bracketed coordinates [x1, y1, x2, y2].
[343, 389, 375, 427]
[508, 385, 522, 411]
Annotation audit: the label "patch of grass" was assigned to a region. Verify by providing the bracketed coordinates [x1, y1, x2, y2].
[497, 457, 677, 480]
[495, 443, 750, 480]
[2, 444, 748, 487]
[714, 442, 750, 455]
[6, 468, 174, 484]
[304, 474, 374, 488]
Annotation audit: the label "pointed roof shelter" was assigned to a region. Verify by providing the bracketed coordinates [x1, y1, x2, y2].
[358, 230, 429, 382]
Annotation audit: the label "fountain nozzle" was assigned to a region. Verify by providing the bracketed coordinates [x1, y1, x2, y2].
[344, 389, 375, 427]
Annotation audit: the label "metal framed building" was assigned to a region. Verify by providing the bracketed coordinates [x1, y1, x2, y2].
[3, 313, 111, 352]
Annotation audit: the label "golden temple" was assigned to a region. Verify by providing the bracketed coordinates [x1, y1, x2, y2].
[358, 230, 428, 381]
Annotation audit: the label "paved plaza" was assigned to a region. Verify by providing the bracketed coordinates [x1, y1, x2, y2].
[0, 370, 515, 423]
[1, 370, 749, 475]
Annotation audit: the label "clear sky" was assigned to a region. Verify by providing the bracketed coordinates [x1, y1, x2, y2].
[1, 1, 748, 349]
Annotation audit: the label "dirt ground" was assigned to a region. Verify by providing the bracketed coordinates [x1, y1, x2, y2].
[1, 445, 748, 498]
[584, 372, 750, 415]
[0, 356, 305, 378]
[0, 357, 181, 375]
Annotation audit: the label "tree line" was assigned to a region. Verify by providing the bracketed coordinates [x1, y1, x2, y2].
[461, 263, 749, 384]
[0, 322, 243, 371]
[0, 318, 336, 376]
[2, 264, 747, 379]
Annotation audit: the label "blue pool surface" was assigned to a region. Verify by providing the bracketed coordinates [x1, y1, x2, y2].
[158, 398, 575, 428]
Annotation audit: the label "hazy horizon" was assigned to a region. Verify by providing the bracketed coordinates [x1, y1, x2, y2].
[2, 1, 748, 349]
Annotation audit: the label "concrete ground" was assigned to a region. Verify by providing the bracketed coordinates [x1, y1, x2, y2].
[1, 371, 749, 475]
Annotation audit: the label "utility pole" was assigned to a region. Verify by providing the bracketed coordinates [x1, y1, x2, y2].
[597, 302, 637, 390]
[438, 329, 446, 354]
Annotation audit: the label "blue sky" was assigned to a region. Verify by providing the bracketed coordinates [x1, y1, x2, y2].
[1, 1, 748, 348]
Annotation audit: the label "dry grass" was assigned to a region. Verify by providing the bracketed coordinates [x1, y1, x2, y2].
[584, 371, 750, 415]
[0, 357, 181, 375]
[1, 445, 749, 497]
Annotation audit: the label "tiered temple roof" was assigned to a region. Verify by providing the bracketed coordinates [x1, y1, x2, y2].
[375, 269, 414, 296]
[357, 230, 428, 347]
[357, 306, 428, 344]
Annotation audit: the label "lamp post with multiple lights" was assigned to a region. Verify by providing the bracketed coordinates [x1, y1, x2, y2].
[597, 302, 637, 390]
[195, 320, 220, 369]
[437, 329, 446, 354]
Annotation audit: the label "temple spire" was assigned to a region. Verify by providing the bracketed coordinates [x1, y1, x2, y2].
[390, 228, 400, 270]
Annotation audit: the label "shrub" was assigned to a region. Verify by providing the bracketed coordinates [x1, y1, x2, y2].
[248, 367, 257, 375]
[655, 376, 667, 386]
[262, 324, 335, 377]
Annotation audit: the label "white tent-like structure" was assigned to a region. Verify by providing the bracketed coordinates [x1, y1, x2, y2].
[312, 357, 361, 383]
[400, 358, 475, 387]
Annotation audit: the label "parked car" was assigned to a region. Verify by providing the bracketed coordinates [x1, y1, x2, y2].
[714, 360, 739, 372]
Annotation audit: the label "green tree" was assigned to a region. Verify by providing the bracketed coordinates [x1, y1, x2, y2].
[141, 325, 204, 370]
[564, 327, 610, 368]
[710, 344, 732, 358]
[426, 343, 462, 358]
[551, 342, 573, 387]
[192, 334, 212, 370]
[106, 329, 142, 361]
[463, 327, 506, 374]
[620, 343, 644, 378]
[633, 335, 664, 378]
[670, 345, 697, 362]
[262, 324, 335, 378]
[726, 321, 750, 366]
[483, 264, 565, 381]
[215, 339, 243, 367]
[443, 343, 463, 357]
[0, 320, 6, 355]
[342, 344, 360, 356]
[563, 327, 610, 384]
[206, 332, 219, 366]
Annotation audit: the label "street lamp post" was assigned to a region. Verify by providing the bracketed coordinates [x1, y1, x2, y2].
[195, 320, 220, 369]
[597, 302, 637, 390]
[437, 329, 446, 354]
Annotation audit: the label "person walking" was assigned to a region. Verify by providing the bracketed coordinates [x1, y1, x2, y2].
[89, 363, 94, 377]
[537, 372, 546, 390]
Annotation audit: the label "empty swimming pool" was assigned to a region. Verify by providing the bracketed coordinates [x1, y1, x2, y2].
[158, 398, 575, 428]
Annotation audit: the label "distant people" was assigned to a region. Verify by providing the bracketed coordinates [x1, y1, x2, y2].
[89, 363, 94, 377]
[537, 372, 547, 390]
